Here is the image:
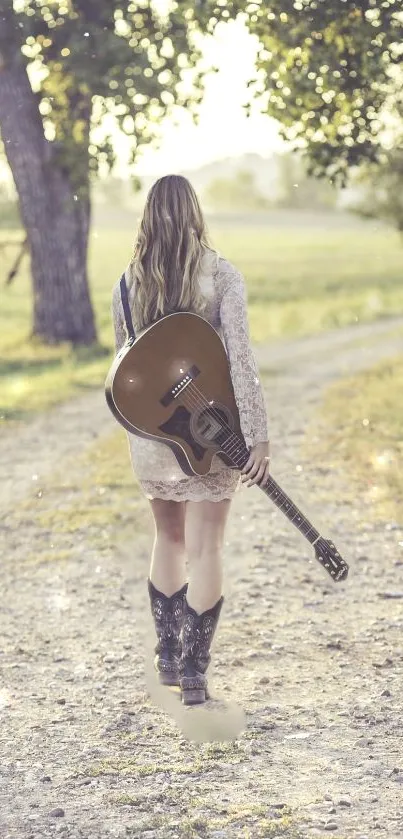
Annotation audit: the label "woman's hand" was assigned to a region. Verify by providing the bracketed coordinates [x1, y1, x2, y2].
[241, 441, 271, 488]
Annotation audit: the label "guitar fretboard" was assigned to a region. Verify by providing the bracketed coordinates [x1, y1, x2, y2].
[221, 435, 320, 545]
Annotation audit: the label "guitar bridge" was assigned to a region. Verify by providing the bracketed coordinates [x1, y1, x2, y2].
[160, 365, 200, 407]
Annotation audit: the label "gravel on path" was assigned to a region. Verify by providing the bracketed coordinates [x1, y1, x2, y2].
[1, 317, 403, 839]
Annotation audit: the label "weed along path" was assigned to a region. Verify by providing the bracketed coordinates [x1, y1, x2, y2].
[1, 317, 403, 839]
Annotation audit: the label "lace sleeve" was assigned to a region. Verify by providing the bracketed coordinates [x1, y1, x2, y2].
[111, 281, 127, 354]
[217, 261, 269, 449]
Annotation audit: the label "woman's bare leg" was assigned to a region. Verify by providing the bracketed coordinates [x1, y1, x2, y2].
[185, 498, 232, 614]
[148, 499, 187, 596]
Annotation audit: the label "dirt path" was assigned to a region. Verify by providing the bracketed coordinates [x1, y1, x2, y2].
[1, 318, 403, 839]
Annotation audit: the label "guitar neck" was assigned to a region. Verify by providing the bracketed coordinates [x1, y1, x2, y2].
[261, 474, 320, 544]
[222, 436, 320, 545]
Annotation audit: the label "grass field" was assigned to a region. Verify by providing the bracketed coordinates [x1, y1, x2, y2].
[305, 354, 403, 524]
[1, 216, 403, 422]
[15, 429, 143, 567]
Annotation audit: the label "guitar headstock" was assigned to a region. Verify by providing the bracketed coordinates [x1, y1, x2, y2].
[314, 537, 349, 582]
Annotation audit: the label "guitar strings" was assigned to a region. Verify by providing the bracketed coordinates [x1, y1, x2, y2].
[182, 384, 247, 466]
[118, 343, 344, 573]
[182, 392, 246, 470]
[183, 386, 327, 551]
[119, 349, 322, 543]
[168, 380, 346, 575]
[179, 382, 320, 541]
[180, 384, 287, 506]
[184, 381, 248, 461]
[182, 388, 317, 538]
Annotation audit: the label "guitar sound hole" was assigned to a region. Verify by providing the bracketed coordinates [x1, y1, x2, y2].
[190, 403, 234, 447]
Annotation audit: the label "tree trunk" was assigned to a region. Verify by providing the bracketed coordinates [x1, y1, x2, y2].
[0, 53, 97, 345]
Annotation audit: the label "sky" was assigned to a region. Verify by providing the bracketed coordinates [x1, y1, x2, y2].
[114, 17, 285, 176]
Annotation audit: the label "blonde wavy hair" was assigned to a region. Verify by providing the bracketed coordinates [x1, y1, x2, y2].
[127, 174, 214, 331]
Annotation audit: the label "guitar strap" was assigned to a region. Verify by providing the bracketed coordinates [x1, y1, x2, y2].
[119, 272, 136, 341]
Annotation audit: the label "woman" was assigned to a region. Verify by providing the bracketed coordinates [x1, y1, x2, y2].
[111, 174, 270, 705]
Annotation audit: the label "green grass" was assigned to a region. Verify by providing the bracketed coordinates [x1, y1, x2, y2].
[1, 220, 402, 422]
[305, 355, 403, 523]
[83, 752, 301, 837]
[14, 427, 146, 566]
[213, 224, 403, 339]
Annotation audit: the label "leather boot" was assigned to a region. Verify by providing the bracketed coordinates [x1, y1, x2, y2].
[147, 578, 188, 686]
[179, 594, 224, 705]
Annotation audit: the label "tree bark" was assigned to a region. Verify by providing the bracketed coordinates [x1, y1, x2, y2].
[0, 51, 97, 345]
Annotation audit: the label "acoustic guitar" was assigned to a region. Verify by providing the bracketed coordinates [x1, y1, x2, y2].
[105, 303, 348, 583]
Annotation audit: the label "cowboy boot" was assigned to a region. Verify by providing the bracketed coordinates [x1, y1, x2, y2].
[147, 578, 188, 686]
[179, 594, 224, 705]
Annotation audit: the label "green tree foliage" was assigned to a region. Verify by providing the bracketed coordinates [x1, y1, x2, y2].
[2, 0, 204, 196]
[205, 169, 269, 210]
[191, 1, 402, 183]
[0, 1, 207, 343]
[350, 90, 403, 235]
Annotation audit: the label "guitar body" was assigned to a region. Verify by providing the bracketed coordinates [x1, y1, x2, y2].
[105, 312, 244, 477]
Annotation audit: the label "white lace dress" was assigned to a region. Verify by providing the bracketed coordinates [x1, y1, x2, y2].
[111, 250, 269, 502]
